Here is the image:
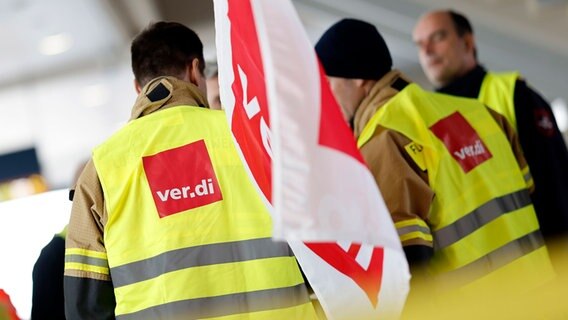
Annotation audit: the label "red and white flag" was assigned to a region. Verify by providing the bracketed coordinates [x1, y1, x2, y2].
[213, 0, 409, 318]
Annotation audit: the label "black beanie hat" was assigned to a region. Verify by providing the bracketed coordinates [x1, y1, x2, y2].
[315, 18, 392, 80]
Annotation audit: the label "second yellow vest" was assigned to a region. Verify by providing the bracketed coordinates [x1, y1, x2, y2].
[358, 84, 553, 291]
[478, 71, 518, 129]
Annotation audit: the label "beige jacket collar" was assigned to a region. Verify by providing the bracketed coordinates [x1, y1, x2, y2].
[129, 76, 209, 121]
[353, 70, 412, 138]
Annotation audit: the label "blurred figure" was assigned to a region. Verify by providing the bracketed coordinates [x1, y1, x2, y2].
[413, 10, 568, 243]
[64, 21, 315, 319]
[205, 62, 222, 110]
[31, 162, 86, 319]
[315, 18, 554, 295]
[31, 225, 67, 319]
[0, 289, 19, 320]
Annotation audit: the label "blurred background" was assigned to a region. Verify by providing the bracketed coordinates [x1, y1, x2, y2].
[1, 0, 567, 193]
[0, 0, 567, 318]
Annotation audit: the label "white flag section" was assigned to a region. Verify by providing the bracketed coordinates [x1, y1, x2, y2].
[214, 0, 409, 318]
[0, 189, 71, 319]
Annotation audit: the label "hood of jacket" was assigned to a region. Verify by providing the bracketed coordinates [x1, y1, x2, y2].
[130, 76, 209, 121]
[353, 69, 413, 138]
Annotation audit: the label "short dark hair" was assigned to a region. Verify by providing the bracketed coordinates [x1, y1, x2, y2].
[447, 10, 477, 59]
[447, 10, 474, 37]
[131, 21, 205, 88]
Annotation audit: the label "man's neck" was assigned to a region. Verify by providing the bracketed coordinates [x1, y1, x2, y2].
[437, 64, 486, 99]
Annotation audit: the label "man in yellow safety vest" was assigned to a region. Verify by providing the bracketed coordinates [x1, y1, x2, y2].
[315, 18, 554, 302]
[64, 21, 316, 319]
[413, 10, 568, 245]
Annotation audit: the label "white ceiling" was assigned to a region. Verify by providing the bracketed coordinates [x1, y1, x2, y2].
[1, 0, 566, 89]
[0, 0, 126, 87]
[0, 0, 567, 189]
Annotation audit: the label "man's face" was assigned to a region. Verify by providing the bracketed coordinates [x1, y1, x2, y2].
[327, 76, 365, 124]
[413, 12, 473, 87]
[206, 76, 222, 110]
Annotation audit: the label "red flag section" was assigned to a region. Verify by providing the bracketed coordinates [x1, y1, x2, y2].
[305, 243, 384, 307]
[317, 63, 366, 165]
[214, 0, 409, 318]
[227, 0, 272, 202]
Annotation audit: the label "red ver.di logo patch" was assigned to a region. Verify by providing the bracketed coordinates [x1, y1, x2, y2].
[534, 108, 555, 137]
[430, 112, 492, 173]
[143, 140, 223, 218]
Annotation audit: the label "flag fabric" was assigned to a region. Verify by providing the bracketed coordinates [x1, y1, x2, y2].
[213, 0, 409, 318]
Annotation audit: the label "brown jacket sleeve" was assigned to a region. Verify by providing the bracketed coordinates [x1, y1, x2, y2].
[486, 107, 534, 192]
[360, 128, 435, 248]
[65, 158, 109, 279]
[64, 159, 116, 319]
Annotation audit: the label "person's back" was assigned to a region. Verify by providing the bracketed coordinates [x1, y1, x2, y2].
[32, 162, 86, 320]
[31, 226, 66, 319]
[63, 22, 315, 319]
[362, 84, 554, 290]
[315, 18, 554, 294]
[413, 9, 568, 243]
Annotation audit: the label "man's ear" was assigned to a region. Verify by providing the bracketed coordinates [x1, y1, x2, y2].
[185, 58, 202, 86]
[463, 33, 476, 55]
[360, 79, 377, 95]
[134, 79, 142, 94]
[353, 79, 365, 88]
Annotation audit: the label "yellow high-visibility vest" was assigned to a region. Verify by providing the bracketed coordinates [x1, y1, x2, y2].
[56, 225, 67, 239]
[478, 71, 518, 129]
[93, 106, 316, 319]
[358, 84, 554, 292]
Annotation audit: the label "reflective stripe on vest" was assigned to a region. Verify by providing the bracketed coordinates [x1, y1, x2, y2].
[110, 237, 293, 288]
[478, 71, 518, 129]
[93, 106, 315, 318]
[358, 83, 553, 287]
[522, 165, 534, 190]
[437, 230, 545, 289]
[433, 189, 531, 250]
[117, 284, 309, 320]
